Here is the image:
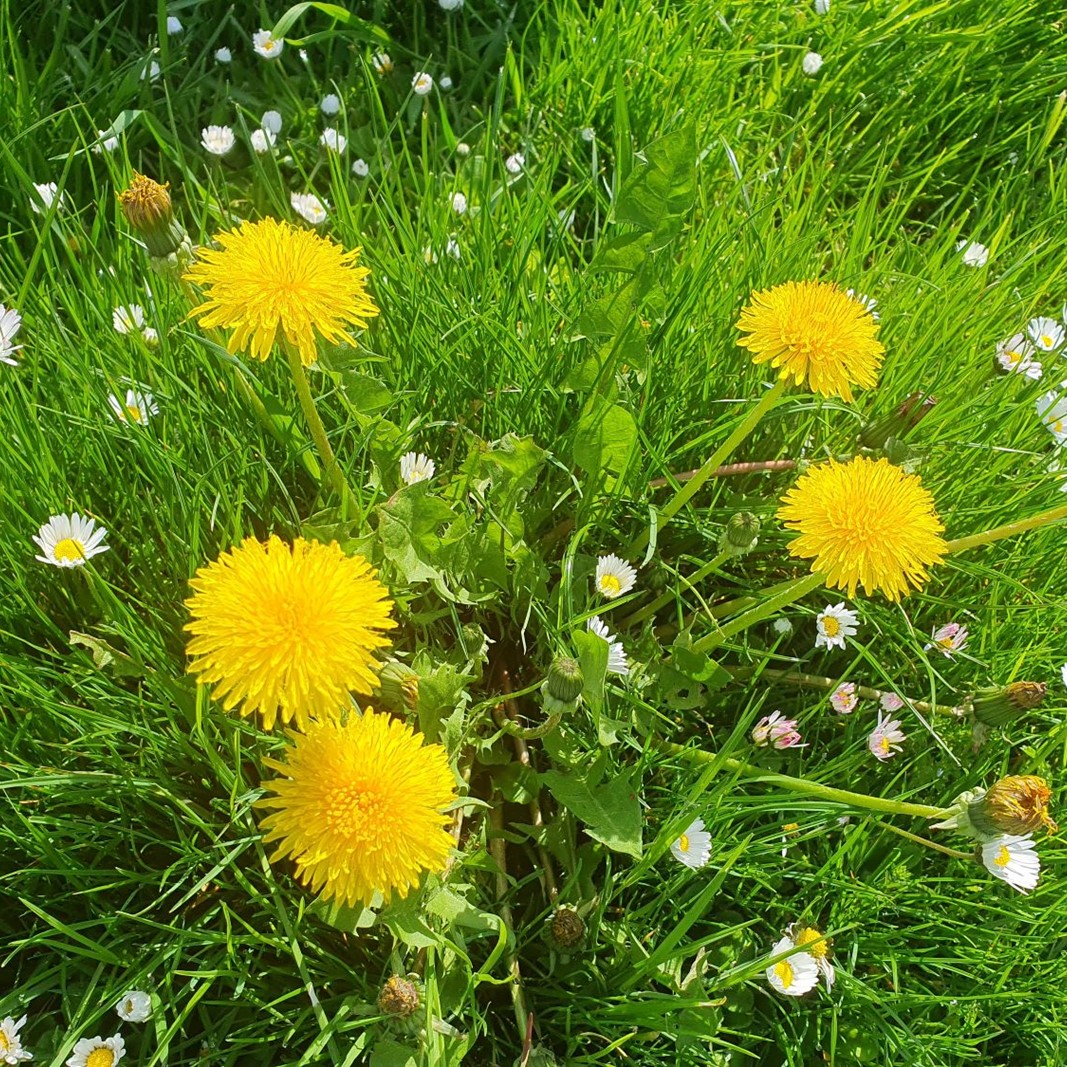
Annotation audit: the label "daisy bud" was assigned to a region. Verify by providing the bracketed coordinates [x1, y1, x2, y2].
[856, 391, 937, 451]
[547, 904, 586, 950]
[542, 656, 584, 714]
[377, 975, 421, 1018]
[375, 660, 420, 713]
[118, 172, 192, 275]
[971, 681, 1047, 727]
[719, 511, 761, 557]
[935, 775, 1057, 841]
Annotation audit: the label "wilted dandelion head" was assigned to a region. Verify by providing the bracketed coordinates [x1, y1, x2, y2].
[184, 536, 396, 730]
[119, 173, 172, 230]
[258, 711, 456, 906]
[983, 775, 1057, 836]
[184, 217, 379, 365]
[777, 456, 946, 601]
[736, 280, 884, 401]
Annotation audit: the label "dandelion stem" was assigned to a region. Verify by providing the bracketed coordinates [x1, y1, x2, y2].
[946, 503, 1067, 554]
[872, 819, 976, 860]
[648, 458, 796, 488]
[664, 741, 951, 819]
[630, 379, 788, 556]
[620, 551, 730, 628]
[489, 803, 531, 1040]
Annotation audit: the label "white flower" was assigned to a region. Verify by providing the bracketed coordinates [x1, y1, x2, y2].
[320, 93, 341, 115]
[140, 59, 161, 81]
[142, 327, 159, 347]
[580, 126, 595, 142]
[829, 682, 857, 715]
[868, 715, 906, 761]
[66, 1034, 125, 1067]
[814, 603, 858, 651]
[215, 46, 232, 63]
[925, 621, 968, 658]
[412, 71, 434, 95]
[400, 451, 435, 485]
[445, 237, 461, 260]
[815, 0, 830, 12]
[290, 192, 327, 225]
[766, 936, 820, 996]
[33, 513, 109, 568]
[108, 389, 158, 425]
[371, 52, 392, 75]
[880, 691, 905, 713]
[92, 129, 119, 154]
[31, 181, 63, 214]
[0, 1015, 32, 1064]
[0, 304, 23, 366]
[982, 834, 1040, 893]
[166, 16, 182, 34]
[320, 128, 347, 154]
[352, 158, 369, 178]
[845, 288, 878, 320]
[299, 49, 308, 62]
[423, 246, 438, 265]
[802, 51, 823, 76]
[772, 617, 793, 636]
[439, 0, 464, 9]
[456, 142, 470, 156]
[1036, 382, 1067, 443]
[956, 239, 989, 267]
[252, 29, 284, 59]
[115, 990, 152, 1023]
[1062, 663, 1067, 690]
[1027, 316, 1065, 352]
[670, 817, 711, 869]
[996, 333, 1041, 379]
[439, 75, 454, 90]
[250, 128, 275, 154]
[112, 305, 146, 335]
[587, 616, 629, 676]
[450, 191, 468, 213]
[595, 554, 637, 599]
[201, 125, 235, 156]
[505, 152, 525, 174]
[261, 110, 283, 134]
[751, 710, 805, 749]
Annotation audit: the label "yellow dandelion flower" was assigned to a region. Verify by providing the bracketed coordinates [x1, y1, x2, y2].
[736, 280, 884, 401]
[185, 535, 396, 730]
[777, 456, 947, 601]
[258, 710, 456, 907]
[184, 217, 379, 365]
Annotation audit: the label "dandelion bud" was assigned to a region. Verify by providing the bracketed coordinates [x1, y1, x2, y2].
[971, 681, 1047, 727]
[719, 512, 761, 557]
[376, 660, 420, 713]
[856, 392, 937, 451]
[541, 656, 584, 715]
[547, 904, 586, 950]
[119, 173, 192, 270]
[377, 975, 421, 1018]
[935, 775, 1057, 841]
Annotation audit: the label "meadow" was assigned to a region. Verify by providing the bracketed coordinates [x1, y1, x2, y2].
[2, 1, 1067, 1065]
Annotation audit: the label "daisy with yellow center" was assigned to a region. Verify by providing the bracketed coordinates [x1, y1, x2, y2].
[814, 602, 858, 651]
[258, 710, 456, 906]
[766, 936, 819, 996]
[777, 455, 947, 601]
[184, 217, 379, 366]
[735, 280, 884, 401]
[981, 834, 1040, 893]
[185, 535, 396, 730]
[66, 1033, 125, 1067]
[789, 925, 835, 989]
[0, 1015, 31, 1064]
[595, 554, 637, 600]
[669, 817, 711, 869]
[33, 512, 109, 568]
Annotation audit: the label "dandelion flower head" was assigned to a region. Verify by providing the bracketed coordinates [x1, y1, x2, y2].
[258, 710, 456, 906]
[184, 217, 379, 365]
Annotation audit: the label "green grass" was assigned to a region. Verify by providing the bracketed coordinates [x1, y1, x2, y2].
[2, 0, 1067, 1065]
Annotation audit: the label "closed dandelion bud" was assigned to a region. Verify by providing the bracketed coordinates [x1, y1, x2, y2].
[376, 660, 421, 713]
[857, 392, 937, 451]
[377, 975, 421, 1018]
[119, 172, 191, 263]
[547, 904, 586, 949]
[720, 512, 761, 557]
[971, 681, 1047, 727]
[542, 656, 584, 714]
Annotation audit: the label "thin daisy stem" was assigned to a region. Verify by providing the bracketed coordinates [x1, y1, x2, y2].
[647, 458, 796, 488]
[284, 342, 355, 511]
[664, 741, 951, 819]
[945, 503, 1067, 555]
[629, 379, 788, 556]
[872, 819, 976, 860]
[620, 551, 730, 628]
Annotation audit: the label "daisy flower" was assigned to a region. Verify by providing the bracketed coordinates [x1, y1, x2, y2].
[580, 126, 595, 142]
[252, 29, 284, 59]
[505, 152, 525, 174]
[108, 389, 158, 425]
[261, 110, 283, 134]
[33, 513, 109, 568]
[594, 554, 637, 599]
[1037, 382, 1067, 442]
[670, 817, 711, 869]
[451, 191, 468, 214]
[258, 710, 456, 906]
[925, 621, 968, 658]
[586, 616, 629, 676]
[66, 1034, 124, 1067]
[1061, 663, 1067, 690]
[982, 834, 1040, 893]
[445, 237, 461, 260]
[321, 93, 341, 115]
[956, 239, 989, 267]
[777, 456, 947, 601]
[735, 280, 883, 401]
[996, 333, 1042, 379]
[92, 129, 119, 154]
[439, 75, 454, 90]
[399, 452, 435, 485]
[250, 128, 275, 154]
[815, 0, 830, 12]
[0, 1015, 32, 1064]
[439, 0, 464, 9]
[215, 46, 232, 63]
[868, 715, 906, 760]
[0, 304, 23, 365]
[772, 617, 793, 635]
[845, 288, 878, 320]
[31, 181, 63, 214]
[166, 16, 182, 34]
[352, 158, 369, 178]
[371, 52, 392, 75]
[320, 128, 347, 154]
[830, 682, 857, 715]
[201, 125, 235, 156]
[412, 71, 434, 96]
[290, 192, 328, 225]
[112, 304, 145, 335]
[752, 711, 805, 749]
[788, 925, 835, 990]
[115, 990, 152, 1023]
[880, 691, 905, 713]
[801, 51, 823, 76]
[140, 59, 161, 81]
[766, 936, 820, 996]
[814, 603, 858, 651]
[1028, 316, 1065, 352]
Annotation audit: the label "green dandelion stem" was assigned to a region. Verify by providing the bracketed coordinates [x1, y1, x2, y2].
[872, 819, 976, 860]
[488, 803, 531, 1040]
[946, 503, 1067, 554]
[498, 710, 563, 740]
[621, 551, 731, 628]
[664, 742, 951, 819]
[630, 378, 788, 556]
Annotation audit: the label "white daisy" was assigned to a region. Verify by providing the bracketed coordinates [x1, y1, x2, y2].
[1028, 316, 1065, 352]
[439, 0, 464, 8]
[0, 304, 23, 365]
[829, 682, 857, 715]
[594, 554, 637, 599]
[1036, 382, 1067, 443]
[412, 71, 434, 95]
[33, 513, 109, 568]
[115, 990, 152, 1023]
[1061, 663, 1067, 689]
[320, 93, 341, 115]
[845, 288, 878, 320]
[201, 125, 235, 156]
[772, 617, 793, 636]
[670, 817, 711, 869]
[0, 1015, 32, 1064]
[166, 16, 182, 34]
[439, 75, 454, 90]
[320, 128, 347, 153]
[399, 451, 435, 485]
[445, 237, 461, 260]
[252, 29, 284, 59]
[868, 715, 906, 761]
[142, 327, 159, 347]
[371, 52, 392, 75]
[982, 834, 1040, 894]
[956, 239, 989, 267]
[995, 333, 1041, 379]
[586, 616, 629, 676]
[580, 126, 595, 142]
[880, 691, 905, 713]
[215, 46, 232, 63]
[787, 925, 835, 990]
[451, 191, 468, 214]
[66, 1034, 125, 1067]
[352, 158, 369, 178]
[505, 152, 525, 174]
[112, 305, 146, 335]
[801, 51, 823, 76]
[815, 0, 830, 12]
[766, 936, 820, 996]
[925, 621, 968, 658]
[108, 389, 158, 425]
[261, 110, 283, 135]
[91, 129, 119, 154]
[290, 192, 327, 225]
[31, 181, 63, 214]
[456, 142, 471, 156]
[250, 128, 275, 154]
[140, 59, 161, 81]
[814, 603, 858, 651]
